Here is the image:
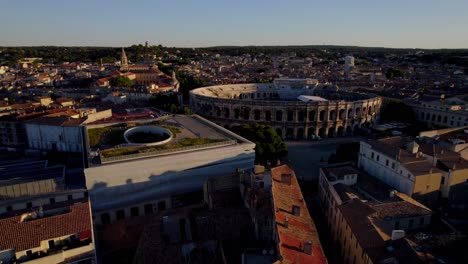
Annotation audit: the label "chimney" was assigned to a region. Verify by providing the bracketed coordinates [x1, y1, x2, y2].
[284, 217, 289, 228]
[281, 174, 292, 185]
[304, 241, 312, 255]
[293, 205, 300, 216]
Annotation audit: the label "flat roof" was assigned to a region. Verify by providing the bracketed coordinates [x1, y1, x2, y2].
[88, 114, 254, 164]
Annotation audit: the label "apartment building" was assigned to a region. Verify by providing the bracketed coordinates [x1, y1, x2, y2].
[318, 164, 433, 264]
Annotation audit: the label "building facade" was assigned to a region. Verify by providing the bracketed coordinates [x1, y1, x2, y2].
[318, 164, 433, 264]
[406, 96, 468, 128]
[190, 79, 382, 139]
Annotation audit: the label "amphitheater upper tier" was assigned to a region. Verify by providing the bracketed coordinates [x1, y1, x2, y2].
[190, 79, 382, 139]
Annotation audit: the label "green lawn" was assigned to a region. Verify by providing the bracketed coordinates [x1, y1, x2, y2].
[101, 138, 228, 158]
[87, 124, 181, 148]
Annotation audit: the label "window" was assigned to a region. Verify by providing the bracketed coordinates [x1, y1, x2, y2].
[409, 219, 414, 228]
[144, 204, 153, 215]
[158, 201, 166, 211]
[394, 221, 400, 229]
[386, 159, 389, 166]
[441, 177, 445, 185]
[130, 207, 139, 217]
[419, 217, 424, 226]
[48, 240, 55, 249]
[27, 202, 33, 209]
[371, 152, 374, 159]
[50, 198, 56, 204]
[376, 155, 380, 162]
[101, 213, 111, 225]
[116, 209, 125, 220]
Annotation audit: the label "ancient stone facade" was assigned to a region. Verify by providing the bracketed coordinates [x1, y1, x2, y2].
[190, 82, 382, 139]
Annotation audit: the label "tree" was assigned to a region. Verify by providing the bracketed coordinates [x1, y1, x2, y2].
[148, 93, 181, 113]
[231, 124, 287, 165]
[385, 68, 406, 78]
[110, 75, 132, 87]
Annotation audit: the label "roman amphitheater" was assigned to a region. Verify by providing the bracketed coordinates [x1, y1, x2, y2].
[190, 79, 382, 139]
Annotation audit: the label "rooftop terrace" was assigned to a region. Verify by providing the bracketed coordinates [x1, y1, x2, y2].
[87, 114, 252, 164]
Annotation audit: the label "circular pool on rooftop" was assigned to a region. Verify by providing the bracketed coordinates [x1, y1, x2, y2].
[123, 126, 173, 146]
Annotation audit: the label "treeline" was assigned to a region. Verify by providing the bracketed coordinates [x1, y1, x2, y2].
[1, 45, 467, 66]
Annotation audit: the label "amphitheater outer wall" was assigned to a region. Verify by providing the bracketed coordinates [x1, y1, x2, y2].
[190, 83, 382, 139]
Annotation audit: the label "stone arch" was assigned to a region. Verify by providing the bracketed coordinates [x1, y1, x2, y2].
[353, 124, 360, 135]
[224, 107, 230, 118]
[243, 108, 251, 120]
[287, 110, 294, 122]
[339, 109, 345, 120]
[286, 128, 294, 139]
[214, 106, 221, 117]
[348, 109, 353, 118]
[368, 107, 372, 115]
[362, 107, 367, 116]
[329, 110, 336, 121]
[308, 110, 315, 121]
[328, 127, 335, 138]
[431, 114, 436, 121]
[298, 111, 305, 122]
[426, 113, 430, 120]
[265, 110, 271, 121]
[308, 127, 316, 140]
[437, 115, 441, 122]
[254, 109, 261, 120]
[276, 110, 283, 121]
[234, 108, 240, 119]
[297, 128, 304, 140]
[346, 126, 353, 136]
[443, 116, 447, 123]
[420, 112, 425, 120]
[318, 127, 326, 138]
[337, 126, 344, 137]
[319, 110, 326, 121]
[355, 107, 361, 117]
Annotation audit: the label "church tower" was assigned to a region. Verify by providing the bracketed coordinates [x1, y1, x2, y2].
[120, 47, 129, 72]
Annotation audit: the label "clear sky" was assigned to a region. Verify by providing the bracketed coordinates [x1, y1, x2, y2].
[1, 0, 467, 48]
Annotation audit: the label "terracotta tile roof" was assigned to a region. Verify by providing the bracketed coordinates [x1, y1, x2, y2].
[368, 201, 432, 219]
[0, 200, 92, 251]
[271, 165, 327, 264]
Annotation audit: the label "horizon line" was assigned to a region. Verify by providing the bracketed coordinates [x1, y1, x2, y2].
[1, 44, 467, 51]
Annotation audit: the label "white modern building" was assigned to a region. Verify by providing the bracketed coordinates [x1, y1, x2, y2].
[84, 115, 256, 225]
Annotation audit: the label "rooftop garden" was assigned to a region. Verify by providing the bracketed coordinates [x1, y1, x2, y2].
[100, 137, 229, 158]
[87, 123, 181, 148]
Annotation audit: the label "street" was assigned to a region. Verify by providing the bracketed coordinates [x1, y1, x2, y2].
[285, 137, 364, 181]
